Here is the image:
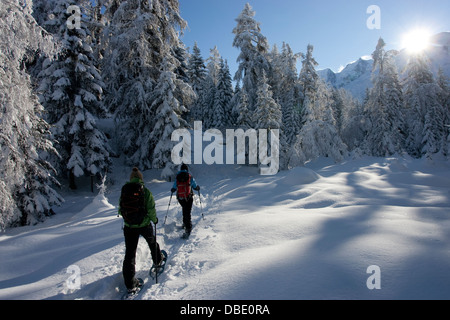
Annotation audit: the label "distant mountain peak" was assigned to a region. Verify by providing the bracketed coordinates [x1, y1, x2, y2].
[318, 32, 450, 101]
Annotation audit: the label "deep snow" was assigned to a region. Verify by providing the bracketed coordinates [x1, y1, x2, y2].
[0, 156, 449, 300]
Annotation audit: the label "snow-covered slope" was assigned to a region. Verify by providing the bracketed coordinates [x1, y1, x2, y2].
[1, 156, 450, 300]
[319, 32, 450, 101]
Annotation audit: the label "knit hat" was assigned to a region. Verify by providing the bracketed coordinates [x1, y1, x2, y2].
[130, 167, 143, 181]
[181, 163, 189, 171]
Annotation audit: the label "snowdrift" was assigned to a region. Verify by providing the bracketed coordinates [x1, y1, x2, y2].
[0, 156, 449, 300]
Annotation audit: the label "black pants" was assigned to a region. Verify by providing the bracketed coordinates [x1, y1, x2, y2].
[123, 225, 162, 289]
[178, 196, 193, 230]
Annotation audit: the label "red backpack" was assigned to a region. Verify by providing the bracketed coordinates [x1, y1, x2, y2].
[176, 172, 192, 199]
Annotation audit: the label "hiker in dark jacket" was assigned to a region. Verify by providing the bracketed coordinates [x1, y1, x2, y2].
[119, 167, 164, 293]
[171, 164, 200, 234]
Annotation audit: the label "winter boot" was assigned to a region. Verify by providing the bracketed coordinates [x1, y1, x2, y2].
[127, 278, 143, 294]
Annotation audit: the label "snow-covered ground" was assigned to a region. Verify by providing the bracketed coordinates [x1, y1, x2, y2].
[0, 156, 449, 300]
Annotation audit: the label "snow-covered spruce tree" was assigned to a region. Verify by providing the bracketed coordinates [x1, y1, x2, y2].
[233, 87, 254, 166]
[339, 89, 365, 152]
[268, 44, 281, 99]
[0, 0, 63, 229]
[150, 58, 195, 180]
[85, 0, 110, 68]
[36, 0, 107, 71]
[202, 46, 227, 129]
[437, 68, 450, 111]
[436, 68, 450, 156]
[291, 80, 347, 166]
[188, 43, 208, 94]
[291, 45, 346, 166]
[212, 59, 234, 128]
[222, 59, 236, 127]
[363, 38, 405, 157]
[37, 0, 111, 190]
[28, 0, 60, 80]
[236, 87, 252, 129]
[228, 83, 242, 126]
[274, 43, 303, 170]
[102, 0, 189, 170]
[299, 44, 319, 102]
[199, 75, 216, 129]
[403, 52, 446, 159]
[330, 88, 344, 136]
[254, 72, 282, 173]
[269, 43, 302, 143]
[187, 42, 208, 122]
[32, 0, 61, 33]
[255, 72, 282, 131]
[233, 3, 270, 117]
[207, 46, 222, 87]
[172, 44, 190, 83]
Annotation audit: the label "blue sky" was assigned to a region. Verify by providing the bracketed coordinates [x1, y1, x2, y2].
[178, 0, 450, 75]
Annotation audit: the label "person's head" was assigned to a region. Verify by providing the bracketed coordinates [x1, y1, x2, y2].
[180, 163, 189, 172]
[130, 167, 143, 181]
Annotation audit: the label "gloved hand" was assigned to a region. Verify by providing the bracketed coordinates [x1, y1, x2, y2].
[194, 186, 200, 191]
[153, 217, 158, 225]
[171, 188, 176, 193]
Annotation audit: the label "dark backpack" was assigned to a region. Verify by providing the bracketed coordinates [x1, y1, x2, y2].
[176, 172, 192, 199]
[120, 182, 146, 225]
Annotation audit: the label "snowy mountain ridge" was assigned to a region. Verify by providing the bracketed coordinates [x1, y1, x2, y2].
[318, 32, 450, 101]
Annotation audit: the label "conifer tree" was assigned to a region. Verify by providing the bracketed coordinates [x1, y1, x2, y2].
[1, 0, 62, 229]
[279, 44, 303, 143]
[200, 75, 217, 129]
[254, 72, 282, 173]
[207, 46, 222, 86]
[267, 43, 302, 170]
[150, 58, 194, 179]
[268, 44, 282, 101]
[404, 52, 446, 159]
[213, 59, 234, 128]
[171, 45, 190, 92]
[299, 44, 319, 101]
[255, 72, 282, 131]
[102, 0, 190, 170]
[233, 3, 270, 115]
[339, 89, 365, 151]
[363, 38, 405, 156]
[436, 69, 450, 156]
[236, 87, 252, 129]
[38, 0, 111, 189]
[187, 42, 208, 122]
[291, 45, 346, 166]
[188, 43, 208, 94]
[229, 83, 242, 126]
[291, 81, 347, 166]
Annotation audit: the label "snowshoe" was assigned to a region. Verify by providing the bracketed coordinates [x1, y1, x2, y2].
[181, 229, 191, 239]
[149, 250, 168, 280]
[181, 224, 192, 239]
[121, 278, 144, 300]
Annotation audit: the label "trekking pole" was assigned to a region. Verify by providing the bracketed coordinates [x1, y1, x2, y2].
[163, 192, 173, 225]
[154, 221, 158, 284]
[197, 189, 204, 220]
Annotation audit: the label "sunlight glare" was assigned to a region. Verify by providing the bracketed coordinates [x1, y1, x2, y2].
[402, 28, 432, 54]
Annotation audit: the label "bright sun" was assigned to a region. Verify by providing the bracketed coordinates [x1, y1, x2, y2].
[402, 28, 432, 54]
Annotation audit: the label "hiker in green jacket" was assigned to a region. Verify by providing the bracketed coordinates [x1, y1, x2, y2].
[119, 167, 164, 292]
